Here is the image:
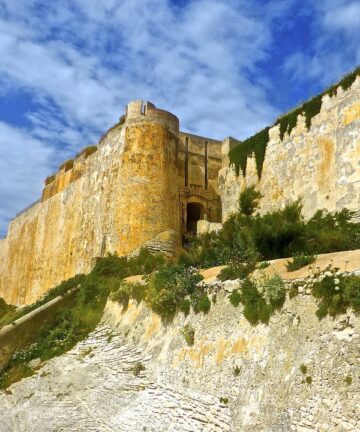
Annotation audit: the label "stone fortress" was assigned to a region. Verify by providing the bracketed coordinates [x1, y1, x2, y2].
[0, 76, 360, 306]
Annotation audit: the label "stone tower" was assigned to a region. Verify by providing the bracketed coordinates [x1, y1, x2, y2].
[116, 100, 181, 257]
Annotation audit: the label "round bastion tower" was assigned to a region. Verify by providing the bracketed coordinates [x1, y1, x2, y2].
[115, 100, 181, 258]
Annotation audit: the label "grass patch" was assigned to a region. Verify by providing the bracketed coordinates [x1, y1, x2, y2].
[286, 253, 316, 272]
[181, 324, 195, 346]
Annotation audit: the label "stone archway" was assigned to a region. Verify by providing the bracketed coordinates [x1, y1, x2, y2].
[186, 202, 205, 234]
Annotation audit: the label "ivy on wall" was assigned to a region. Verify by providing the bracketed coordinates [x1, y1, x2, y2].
[230, 66, 360, 179]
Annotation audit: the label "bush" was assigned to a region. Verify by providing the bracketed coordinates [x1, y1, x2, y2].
[194, 295, 211, 314]
[233, 365, 241, 376]
[229, 291, 241, 307]
[262, 275, 286, 310]
[181, 324, 195, 346]
[300, 364, 307, 374]
[241, 278, 271, 325]
[179, 299, 191, 315]
[132, 362, 145, 376]
[311, 269, 360, 319]
[218, 263, 253, 281]
[286, 253, 316, 271]
[146, 264, 203, 321]
[239, 186, 262, 217]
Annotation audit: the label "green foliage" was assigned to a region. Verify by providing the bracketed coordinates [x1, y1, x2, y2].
[229, 66, 360, 177]
[311, 268, 360, 319]
[0, 249, 164, 389]
[218, 263, 252, 281]
[146, 264, 203, 321]
[229, 127, 270, 178]
[0, 275, 85, 329]
[262, 275, 286, 310]
[239, 186, 262, 217]
[305, 376, 312, 385]
[179, 299, 191, 315]
[132, 362, 145, 376]
[192, 294, 211, 314]
[45, 174, 56, 185]
[58, 159, 74, 171]
[110, 281, 146, 309]
[181, 324, 195, 346]
[345, 375, 352, 386]
[300, 364, 307, 374]
[256, 261, 270, 269]
[286, 253, 316, 272]
[219, 397, 229, 404]
[233, 365, 241, 376]
[240, 278, 271, 325]
[229, 291, 241, 307]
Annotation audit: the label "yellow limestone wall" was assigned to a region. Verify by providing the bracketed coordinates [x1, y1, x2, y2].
[0, 104, 180, 305]
[219, 77, 360, 221]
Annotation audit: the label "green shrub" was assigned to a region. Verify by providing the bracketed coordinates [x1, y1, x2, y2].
[345, 375, 352, 385]
[192, 294, 211, 314]
[229, 291, 241, 307]
[300, 364, 307, 374]
[239, 186, 262, 217]
[312, 270, 360, 319]
[181, 324, 195, 346]
[233, 365, 241, 376]
[241, 278, 271, 325]
[286, 253, 316, 271]
[218, 263, 253, 281]
[219, 397, 229, 404]
[257, 261, 270, 269]
[146, 264, 203, 321]
[305, 376, 312, 385]
[179, 299, 191, 315]
[132, 362, 145, 376]
[262, 275, 286, 310]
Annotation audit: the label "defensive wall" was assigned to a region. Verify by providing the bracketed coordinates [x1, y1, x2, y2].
[219, 76, 360, 221]
[1, 72, 360, 306]
[0, 101, 223, 306]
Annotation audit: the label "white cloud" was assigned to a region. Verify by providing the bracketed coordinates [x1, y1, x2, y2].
[0, 0, 287, 234]
[0, 122, 54, 235]
[285, 1, 360, 85]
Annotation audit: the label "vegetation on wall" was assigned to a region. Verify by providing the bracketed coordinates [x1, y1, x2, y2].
[229, 66, 360, 178]
[58, 159, 74, 172]
[44, 174, 56, 185]
[76, 145, 98, 159]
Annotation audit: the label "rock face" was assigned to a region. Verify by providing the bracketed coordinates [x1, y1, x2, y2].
[219, 77, 360, 221]
[1, 287, 359, 431]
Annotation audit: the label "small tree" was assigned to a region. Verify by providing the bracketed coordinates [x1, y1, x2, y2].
[239, 186, 262, 217]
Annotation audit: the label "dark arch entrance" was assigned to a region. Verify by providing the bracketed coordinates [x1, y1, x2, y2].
[186, 202, 204, 234]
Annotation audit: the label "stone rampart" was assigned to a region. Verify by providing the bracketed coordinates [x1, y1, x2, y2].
[219, 77, 360, 220]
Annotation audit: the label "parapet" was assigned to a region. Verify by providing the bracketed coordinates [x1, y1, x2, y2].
[125, 100, 179, 134]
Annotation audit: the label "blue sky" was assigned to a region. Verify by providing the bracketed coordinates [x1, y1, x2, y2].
[0, 0, 359, 236]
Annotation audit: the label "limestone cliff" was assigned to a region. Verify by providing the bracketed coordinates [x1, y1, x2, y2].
[1, 280, 359, 431]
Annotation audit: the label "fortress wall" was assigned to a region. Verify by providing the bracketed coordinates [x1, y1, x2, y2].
[0, 125, 126, 305]
[219, 77, 360, 220]
[0, 105, 183, 306]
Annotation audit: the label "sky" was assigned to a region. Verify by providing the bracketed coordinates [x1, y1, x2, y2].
[0, 0, 359, 236]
